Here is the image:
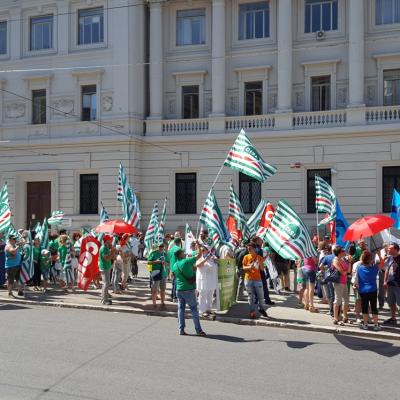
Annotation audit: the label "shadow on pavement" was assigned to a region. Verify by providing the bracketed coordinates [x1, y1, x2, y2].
[0, 302, 30, 311]
[203, 334, 264, 343]
[335, 335, 400, 357]
[281, 340, 316, 349]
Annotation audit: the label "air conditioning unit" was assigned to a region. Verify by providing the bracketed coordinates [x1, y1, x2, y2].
[316, 30, 325, 40]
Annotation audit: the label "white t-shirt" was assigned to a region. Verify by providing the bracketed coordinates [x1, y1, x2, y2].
[129, 237, 139, 257]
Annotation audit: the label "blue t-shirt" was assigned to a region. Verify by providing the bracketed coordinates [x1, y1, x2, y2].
[320, 254, 335, 268]
[357, 264, 379, 294]
[5, 249, 22, 269]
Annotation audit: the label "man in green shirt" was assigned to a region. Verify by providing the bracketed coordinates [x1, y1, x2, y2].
[147, 243, 168, 310]
[171, 244, 206, 336]
[168, 237, 182, 302]
[99, 235, 114, 305]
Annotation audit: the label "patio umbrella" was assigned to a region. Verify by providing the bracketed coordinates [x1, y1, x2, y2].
[94, 219, 138, 235]
[343, 214, 395, 242]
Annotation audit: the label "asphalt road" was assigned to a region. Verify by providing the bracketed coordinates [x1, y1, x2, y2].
[0, 304, 398, 400]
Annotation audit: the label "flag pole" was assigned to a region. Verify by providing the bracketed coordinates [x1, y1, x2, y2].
[316, 210, 320, 244]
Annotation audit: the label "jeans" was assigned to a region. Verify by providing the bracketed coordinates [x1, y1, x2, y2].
[177, 289, 202, 333]
[101, 269, 111, 303]
[378, 270, 385, 308]
[325, 282, 335, 315]
[254, 269, 272, 304]
[171, 277, 177, 300]
[245, 280, 266, 313]
[112, 268, 122, 292]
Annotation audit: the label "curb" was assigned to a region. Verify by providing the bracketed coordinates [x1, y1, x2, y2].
[1, 298, 399, 341]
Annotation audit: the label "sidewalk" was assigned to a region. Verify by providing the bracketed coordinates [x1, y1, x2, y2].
[1, 262, 399, 341]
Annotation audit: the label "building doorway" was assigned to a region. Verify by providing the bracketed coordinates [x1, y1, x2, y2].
[26, 181, 51, 229]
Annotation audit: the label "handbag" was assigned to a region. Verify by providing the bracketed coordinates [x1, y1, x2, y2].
[151, 268, 163, 281]
[324, 267, 340, 283]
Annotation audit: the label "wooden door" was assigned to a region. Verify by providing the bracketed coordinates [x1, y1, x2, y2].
[26, 181, 51, 229]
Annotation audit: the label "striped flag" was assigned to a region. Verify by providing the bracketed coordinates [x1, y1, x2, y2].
[7, 224, 21, 241]
[257, 202, 275, 239]
[247, 199, 267, 235]
[40, 218, 49, 250]
[0, 183, 11, 233]
[224, 129, 277, 182]
[118, 163, 141, 228]
[19, 231, 34, 284]
[155, 197, 167, 245]
[64, 241, 74, 285]
[99, 202, 110, 223]
[144, 201, 159, 252]
[184, 223, 195, 255]
[199, 189, 229, 248]
[229, 184, 250, 238]
[265, 199, 317, 260]
[315, 176, 336, 226]
[33, 221, 42, 238]
[48, 210, 65, 225]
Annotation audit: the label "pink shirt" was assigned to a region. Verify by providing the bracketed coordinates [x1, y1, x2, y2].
[303, 257, 317, 271]
[336, 258, 349, 284]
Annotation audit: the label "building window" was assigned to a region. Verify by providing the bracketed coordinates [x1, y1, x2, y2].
[245, 81, 263, 115]
[239, 172, 261, 213]
[176, 9, 205, 46]
[383, 166, 400, 213]
[307, 169, 331, 213]
[80, 174, 98, 214]
[32, 90, 47, 125]
[239, 1, 270, 40]
[383, 69, 400, 106]
[311, 76, 331, 111]
[81, 85, 97, 121]
[30, 15, 53, 51]
[305, 0, 338, 33]
[0, 21, 7, 55]
[182, 85, 199, 119]
[376, 0, 400, 25]
[175, 173, 197, 214]
[78, 7, 104, 45]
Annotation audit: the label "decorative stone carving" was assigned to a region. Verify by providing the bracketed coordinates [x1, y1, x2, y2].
[168, 99, 176, 115]
[229, 96, 238, 113]
[101, 95, 113, 112]
[367, 85, 376, 104]
[295, 92, 304, 107]
[205, 97, 212, 114]
[337, 87, 347, 105]
[5, 103, 25, 119]
[52, 98, 74, 117]
[270, 93, 277, 109]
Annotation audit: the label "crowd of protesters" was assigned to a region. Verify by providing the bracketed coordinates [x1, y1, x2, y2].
[1, 226, 400, 335]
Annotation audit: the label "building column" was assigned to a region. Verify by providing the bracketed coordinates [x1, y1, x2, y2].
[211, 0, 225, 116]
[148, 0, 163, 119]
[57, 0, 69, 55]
[9, 7, 21, 60]
[276, 0, 292, 112]
[348, 0, 365, 107]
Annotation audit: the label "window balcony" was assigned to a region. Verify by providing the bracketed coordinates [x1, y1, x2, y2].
[146, 105, 400, 136]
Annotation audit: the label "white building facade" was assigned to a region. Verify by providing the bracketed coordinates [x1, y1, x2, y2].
[0, 0, 400, 234]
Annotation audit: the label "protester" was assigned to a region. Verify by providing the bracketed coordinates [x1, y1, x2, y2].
[332, 246, 350, 325]
[319, 246, 335, 317]
[117, 234, 131, 290]
[196, 245, 218, 317]
[383, 243, 400, 325]
[32, 236, 42, 290]
[99, 235, 114, 305]
[171, 244, 206, 336]
[129, 233, 139, 278]
[354, 250, 385, 331]
[302, 255, 319, 313]
[168, 237, 182, 302]
[235, 240, 248, 301]
[5, 235, 23, 297]
[147, 243, 168, 310]
[295, 259, 306, 307]
[112, 251, 123, 294]
[242, 243, 268, 319]
[0, 232, 6, 287]
[40, 249, 51, 293]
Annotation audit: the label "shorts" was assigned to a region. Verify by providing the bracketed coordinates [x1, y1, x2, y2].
[333, 283, 350, 306]
[387, 285, 400, 307]
[302, 268, 316, 284]
[152, 278, 167, 292]
[6, 266, 20, 284]
[276, 262, 289, 275]
[41, 269, 50, 280]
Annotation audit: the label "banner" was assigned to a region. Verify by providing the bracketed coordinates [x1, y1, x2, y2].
[77, 235, 101, 291]
[217, 258, 237, 311]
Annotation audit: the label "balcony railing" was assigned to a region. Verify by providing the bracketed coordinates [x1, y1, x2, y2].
[365, 105, 400, 124]
[225, 115, 275, 132]
[161, 118, 209, 135]
[293, 110, 347, 129]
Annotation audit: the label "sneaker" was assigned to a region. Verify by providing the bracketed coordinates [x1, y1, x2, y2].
[361, 324, 368, 330]
[17, 291, 24, 297]
[356, 318, 362, 326]
[179, 330, 186, 336]
[196, 331, 207, 337]
[259, 308, 268, 318]
[373, 324, 381, 332]
[265, 301, 275, 305]
[383, 317, 397, 326]
[8, 292, 13, 297]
